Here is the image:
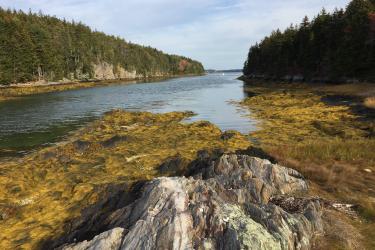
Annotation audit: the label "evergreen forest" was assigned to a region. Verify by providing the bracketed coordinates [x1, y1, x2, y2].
[243, 0, 375, 82]
[0, 8, 204, 85]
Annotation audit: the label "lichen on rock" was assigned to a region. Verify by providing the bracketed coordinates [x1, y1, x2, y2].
[60, 154, 323, 250]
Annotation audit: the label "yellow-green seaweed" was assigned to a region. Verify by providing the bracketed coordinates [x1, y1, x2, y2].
[0, 110, 250, 249]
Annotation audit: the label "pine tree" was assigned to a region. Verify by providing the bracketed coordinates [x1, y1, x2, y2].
[243, 0, 375, 82]
[0, 8, 204, 85]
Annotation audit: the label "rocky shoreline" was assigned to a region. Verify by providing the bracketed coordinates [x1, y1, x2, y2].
[0, 110, 364, 249]
[57, 153, 324, 250]
[0, 111, 250, 249]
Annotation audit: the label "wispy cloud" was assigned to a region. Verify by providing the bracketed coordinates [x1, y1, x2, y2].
[0, 0, 351, 69]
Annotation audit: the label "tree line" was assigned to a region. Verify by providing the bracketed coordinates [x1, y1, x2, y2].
[0, 8, 204, 85]
[243, 0, 375, 83]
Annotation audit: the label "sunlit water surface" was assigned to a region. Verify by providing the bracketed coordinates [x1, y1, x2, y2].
[0, 73, 256, 156]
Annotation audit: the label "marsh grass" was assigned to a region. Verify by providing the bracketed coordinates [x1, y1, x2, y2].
[278, 138, 375, 163]
[241, 82, 375, 249]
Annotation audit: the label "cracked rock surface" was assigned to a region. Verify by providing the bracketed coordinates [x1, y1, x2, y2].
[60, 154, 323, 250]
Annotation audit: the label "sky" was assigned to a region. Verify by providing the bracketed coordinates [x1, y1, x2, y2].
[0, 0, 351, 69]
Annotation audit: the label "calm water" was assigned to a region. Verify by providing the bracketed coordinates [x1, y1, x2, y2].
[0, 73, 256, 156]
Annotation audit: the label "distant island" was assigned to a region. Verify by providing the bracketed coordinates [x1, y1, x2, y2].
[243, 0, 375, 83]
[0, 8, 204, 86]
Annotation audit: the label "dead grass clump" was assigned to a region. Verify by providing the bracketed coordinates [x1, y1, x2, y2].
[278, 138, 375, 164]
[314, 210, 363, 250]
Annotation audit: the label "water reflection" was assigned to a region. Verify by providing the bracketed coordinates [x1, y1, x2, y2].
[0, 73, 256, 155]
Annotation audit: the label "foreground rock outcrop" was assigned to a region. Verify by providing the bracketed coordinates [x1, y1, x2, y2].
[61, 154, 323, 250]
[1, 111, 252, 249]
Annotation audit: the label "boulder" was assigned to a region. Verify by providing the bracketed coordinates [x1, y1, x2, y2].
[60, 154, 323, 250]
[63, 228, 124, 250]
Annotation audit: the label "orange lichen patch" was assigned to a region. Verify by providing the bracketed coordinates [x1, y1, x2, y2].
[0, 110, 250, 249]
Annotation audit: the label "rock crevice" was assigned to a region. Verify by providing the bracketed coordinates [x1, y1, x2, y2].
[60, 154, 323, 250]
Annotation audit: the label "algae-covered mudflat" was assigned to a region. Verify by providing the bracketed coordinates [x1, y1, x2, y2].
[0, 110, 250, 249]
[240, 80, 375, 249]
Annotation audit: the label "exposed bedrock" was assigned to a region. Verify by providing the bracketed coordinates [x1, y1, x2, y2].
[59, 154, 323, 250]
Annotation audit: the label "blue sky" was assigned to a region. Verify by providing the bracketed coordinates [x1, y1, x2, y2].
[0, 0, 351, 69]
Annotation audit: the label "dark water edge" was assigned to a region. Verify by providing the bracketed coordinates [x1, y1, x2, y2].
[0, 73, 256, 157]
[0, 117, 94, 158]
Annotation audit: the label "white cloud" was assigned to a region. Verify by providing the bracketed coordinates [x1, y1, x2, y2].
[0, 0, 351, 69]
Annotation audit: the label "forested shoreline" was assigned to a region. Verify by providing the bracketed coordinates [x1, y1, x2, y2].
[0, 8, 204, 85]
[243, 0, 375, 83]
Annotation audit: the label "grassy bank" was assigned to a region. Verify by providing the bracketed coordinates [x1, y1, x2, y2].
[0, 111, 250, 249]
[240, 80, 375, 249]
